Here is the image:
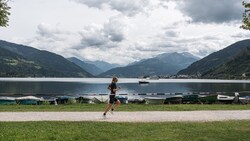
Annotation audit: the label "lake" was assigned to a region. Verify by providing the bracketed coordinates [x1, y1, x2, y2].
[0, 78, 250, 97]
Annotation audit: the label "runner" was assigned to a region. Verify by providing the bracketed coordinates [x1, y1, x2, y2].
[103, 77, 121, 118]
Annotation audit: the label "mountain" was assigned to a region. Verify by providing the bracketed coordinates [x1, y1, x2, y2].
[99, 52, 199, 77]
[84, 60, 122, 72]
[202, 47, 250, 79]
[0, 40, 93, 77]
[68, 57, 103, 76]
[178, 39, 250, 76]
[0, 47, 44, 77]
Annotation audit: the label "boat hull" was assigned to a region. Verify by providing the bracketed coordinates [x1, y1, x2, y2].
[239, 97, 250, 104]
[164, 95, 183, 104]
[182, 94, 200, 104]
[0, 97, 16, 105]
[16, 96, 43, 105]
[116, 96, 128, 104]
[92, 96, 109, 104]
[145, 97, 165, 104]
[17, 99, 38, 105]
[199, 94, 218, 104]
[0, 100, 16, 105]
[217, 95, 235, 104]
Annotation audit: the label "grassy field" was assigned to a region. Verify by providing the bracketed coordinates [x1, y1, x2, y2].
[0, 104, 249, 112]
[1, 104, 249, 141]
[0, 120, 249, 141]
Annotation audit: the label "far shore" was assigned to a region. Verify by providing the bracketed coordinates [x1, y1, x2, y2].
[0, 77, 250, 83]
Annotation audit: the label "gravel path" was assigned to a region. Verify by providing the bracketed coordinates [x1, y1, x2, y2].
[0, 110, 250, 122]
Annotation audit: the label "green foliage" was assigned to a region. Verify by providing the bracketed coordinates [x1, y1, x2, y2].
[241, 1, 250, 30]
[0, 0, 10, 27]
[0, 121, 250, 141]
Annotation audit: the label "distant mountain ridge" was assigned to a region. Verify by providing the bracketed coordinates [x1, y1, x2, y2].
[178, 39, 250, 76]
[99, 52, 199, 77]
[68, 57, 103, 75]
[0, 40, 93, 77]
[0, 47, 43, 77]
[202, 47, 250, 79]
[84, 60, 122, 72]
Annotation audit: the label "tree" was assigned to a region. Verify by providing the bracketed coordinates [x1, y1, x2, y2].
[241, 1, 250, 30]
[0, 0, 10, 27]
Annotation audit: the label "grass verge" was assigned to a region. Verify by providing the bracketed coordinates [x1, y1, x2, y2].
[0, 120, 249, 141]
[0, 104, 249, 112]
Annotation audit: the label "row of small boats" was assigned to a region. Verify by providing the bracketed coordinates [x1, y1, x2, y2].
[144, 93, 250, 104]
[0, 95, 129, 105]
[0, 96, 45, 105]
[0, 92, 249, 105]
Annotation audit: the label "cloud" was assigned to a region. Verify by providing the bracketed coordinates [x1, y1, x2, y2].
[164, 30, 180, 37]
[103, 16, 129, 42]
[16, 23, 81, 57]
[72, 0, 150, 16]
[175, 0, 243, 23]
[154, 30, 238, 58]
[79, 24, 109, 47]
[72, 41, 161, 65]
[36, 23, 71, 40]
[78, 16, 129, 48]
[231, 32, 250, 38]
[8, 0, 250, 66]
[72, 0, 108, 8]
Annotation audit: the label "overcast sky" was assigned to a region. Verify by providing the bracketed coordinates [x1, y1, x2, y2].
[0, 0, 250, 65]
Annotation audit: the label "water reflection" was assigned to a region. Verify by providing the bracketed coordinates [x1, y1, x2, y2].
[0, 81, 250, 96]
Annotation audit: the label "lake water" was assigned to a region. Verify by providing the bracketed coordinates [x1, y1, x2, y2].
[0, 78, 250, 97]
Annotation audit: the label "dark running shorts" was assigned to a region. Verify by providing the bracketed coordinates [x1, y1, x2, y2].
[109, 95, 118, 104]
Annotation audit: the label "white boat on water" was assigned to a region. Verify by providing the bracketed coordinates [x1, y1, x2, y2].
[144, 97, 165, 104]
[139, 80, 149, 84]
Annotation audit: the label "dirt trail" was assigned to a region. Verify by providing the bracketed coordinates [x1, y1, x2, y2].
[0, 110, 250, 122]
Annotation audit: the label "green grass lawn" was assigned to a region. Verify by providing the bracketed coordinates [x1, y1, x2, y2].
[0, 104, 249, 112]
[0, 120, 249, 141]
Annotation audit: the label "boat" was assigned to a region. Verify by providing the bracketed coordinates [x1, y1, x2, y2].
[47, 98, 58, 105]
[139, 80, 149, 84]
[217, 94, 235, 104]
[182, 94, 200, 104]
[115, 95, 128, 104]
[76, 96, 93, 104]
[16, 96, 43, 105]
[128, 95, 146, 104]
[0, 97, 16, 105]
[56, 96, 76, 104]
[198, 94, 218, 104]
[144, 97, 165, 104]
[92, 95, 109, 104]
[164, 95, 183, 104]
[239, 96, 250, 104]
